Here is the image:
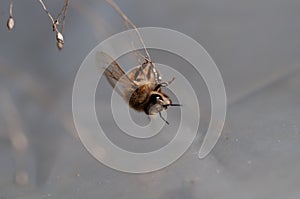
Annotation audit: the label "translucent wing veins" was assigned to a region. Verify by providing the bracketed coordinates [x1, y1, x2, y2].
[96, 51, 138, 100]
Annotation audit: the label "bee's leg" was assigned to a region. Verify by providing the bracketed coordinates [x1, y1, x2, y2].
[167, 77, 175, 85]
[147, 115, 151, 123]
[160, 77, 175, 87]
[159, 111, 169, 125]
[154, 77, 176, 91]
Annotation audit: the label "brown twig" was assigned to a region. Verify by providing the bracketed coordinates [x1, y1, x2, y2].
[0, 87, 29, 185]
[0, 88, 28, 154]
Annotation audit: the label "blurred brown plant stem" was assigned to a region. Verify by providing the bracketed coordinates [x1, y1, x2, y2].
[0, 87, 29, 186]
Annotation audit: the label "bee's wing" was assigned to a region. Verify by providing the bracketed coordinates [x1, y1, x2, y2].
[96, 51, 138, 101]
[127, 60, 162, 85]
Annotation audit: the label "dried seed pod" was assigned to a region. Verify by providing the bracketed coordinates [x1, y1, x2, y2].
[56, 31, 64, 42]
[57, 40, 64, 50]
[7, 16, 15, 31]
[56, 31, 64, 50]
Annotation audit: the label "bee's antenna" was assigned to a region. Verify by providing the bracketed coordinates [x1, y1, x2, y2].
[159, 111, 169, 125]
[169, 104, 182, 106]
[163, 104, 182, 108]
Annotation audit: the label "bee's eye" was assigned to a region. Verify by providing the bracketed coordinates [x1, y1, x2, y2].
[144, 94, 165, 115]
[156, 96, 163, 101]
[149, 94, 163, 103]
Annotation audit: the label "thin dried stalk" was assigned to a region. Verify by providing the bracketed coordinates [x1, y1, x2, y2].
[56, 0, 69, 33]
[7, 0, 15, 31]
[37, 0, 55, 24]
[36, 0, 69, 49]
[9, 0, 13, 17]
[105, 0, 151, 62]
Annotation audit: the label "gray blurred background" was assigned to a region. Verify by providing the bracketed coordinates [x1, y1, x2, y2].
[0, 0, 300, 198]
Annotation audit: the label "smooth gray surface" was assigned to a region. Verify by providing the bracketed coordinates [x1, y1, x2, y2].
[0, 0, 300, 198]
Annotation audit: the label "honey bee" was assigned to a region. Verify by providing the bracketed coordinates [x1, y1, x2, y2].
[97, 51, 181, 124]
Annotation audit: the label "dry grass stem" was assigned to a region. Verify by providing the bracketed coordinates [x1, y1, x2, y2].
[105, 0, 151, 61]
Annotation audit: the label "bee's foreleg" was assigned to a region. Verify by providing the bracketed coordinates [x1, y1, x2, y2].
[159, 111, 169, 125]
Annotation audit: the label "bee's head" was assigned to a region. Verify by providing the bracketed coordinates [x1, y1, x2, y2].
[145, 92, 181, 124]
[144, 92, 171, 115]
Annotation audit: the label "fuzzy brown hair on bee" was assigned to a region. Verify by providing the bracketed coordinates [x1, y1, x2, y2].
[128, 84, 172, 114]
[97, 51, 180, 124]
